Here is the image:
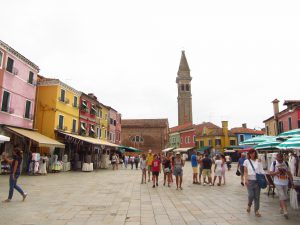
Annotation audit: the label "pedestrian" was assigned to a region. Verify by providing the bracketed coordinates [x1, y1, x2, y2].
[202, 154, 213, 186]
[198, 153, 203, 184]
[225, 154, 232, 171]
[3, 145, 27, 202]
[191, 150, 199, 184]
[146, 149, 154, 182]
[129, 155, 135, 169]
[124, 155, 129, 168]
[39, 153, 48, 175]
[220, 154, 226, 185]
[111, 153, 117, 170]
[212, 155, 223, 186]
[237, 153, 246, 186]
[173, 152, 185, 190]
[243, 149, 265, 217]
[140, 154, 147, 184]
[152, 154, 161, 188]
[134, 154, 140, 169]
[269, 153, 294, 219]
[162, 152, 172, 187]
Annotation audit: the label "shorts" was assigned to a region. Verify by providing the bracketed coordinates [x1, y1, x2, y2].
[199, 167, 203, 175]
[152, 171, 159, 176]
[202, 169, 211, 177]
[214, 169, 222, 177]
[192, 167, 198, 174]
[164, 168, 170, 173]
[173, 168, 183, 177]
[275, 185, 289, 201]
[147, 165, 152, 171]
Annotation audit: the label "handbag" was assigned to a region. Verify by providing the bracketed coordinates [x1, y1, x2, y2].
[236, 169, 241, 176]
[290, 188, 299, 209]
[249, 159, 267, 189]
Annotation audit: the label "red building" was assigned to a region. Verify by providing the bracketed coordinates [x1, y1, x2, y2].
[79, 93, 97, 137]
[169, 123, 196, 148]
[277, 100, 300, 133]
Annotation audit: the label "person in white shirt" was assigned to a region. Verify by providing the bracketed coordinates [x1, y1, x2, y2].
[140, 154, 147, 184]
[212, 155, 223, 186]
[243, 149, 265, 217]
[269, 153, 294, 219]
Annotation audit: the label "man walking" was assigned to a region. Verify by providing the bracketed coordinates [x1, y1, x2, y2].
[202, 154, 212, 186]
[191, 150, 199, 184]
[146, 149, 154, 182]
[269, 153, 294, 219]
[237, 153, 246, 186]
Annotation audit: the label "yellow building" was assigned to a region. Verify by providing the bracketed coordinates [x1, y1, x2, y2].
[195, 121, 237, 152]
[97, 102, 109, 141]
[35, 77, 81, 139]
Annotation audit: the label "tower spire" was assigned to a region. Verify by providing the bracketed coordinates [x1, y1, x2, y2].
[177, 50, 190, 76]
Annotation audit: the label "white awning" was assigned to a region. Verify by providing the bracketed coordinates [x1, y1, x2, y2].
[0, 135, 10, 143]
[173, 147, 194, 153]
[82, 101, 87, 108]
[81, 123, 86, 131]
[90, 126, 95, 133]
[162, 147, 174, 153]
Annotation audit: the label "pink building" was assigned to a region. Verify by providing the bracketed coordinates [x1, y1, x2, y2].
[108, 107, 117, 144]
[0, 40, 39, 129]
[115, 113, 122, 145]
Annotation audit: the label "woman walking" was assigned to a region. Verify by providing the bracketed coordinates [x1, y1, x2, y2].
[152, 154, 161, 188]
[3, 146, 27, 202]
[173, 152, 185, 190]
[243, 149, 265, 217]
[220, 154, 226, 185]
[162, 153, 172, 187]
[212, 155, 223, 186]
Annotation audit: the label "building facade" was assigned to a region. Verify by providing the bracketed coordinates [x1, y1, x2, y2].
[176, 51, 193, 125]
[35, 78, 81, 139]
[263, 99, 300, 135]
[115, 113, 122, 145]
[97, 102, 109, 141]
[108, 107, 117, 143]
[0, 40, 39, 129]
[121, 119, 169, 153]
[79, 93, 97, 138]
[169, 123, 195, 149]
[231, 123, 264, 144]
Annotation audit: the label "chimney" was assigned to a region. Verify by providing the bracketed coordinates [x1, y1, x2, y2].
[222, 121, 229, 148]
[242, 123, 247, 128]
[272, 99, 280, 116]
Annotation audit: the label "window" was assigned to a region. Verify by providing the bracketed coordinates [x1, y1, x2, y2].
[114, 120, 116, 126]
[208, 139, 212, 146]
[186, 84, 190, 91]
[288, 117, 292, 130]
[215, 139, 221, 146]
[72, 119, 77, 132]
[24, 100, 31, 119]
[181, 137, 183, 143]
[110, 118, 113, 125]
[73, 96, 78, 107]
[6, 57, 14, 73]
[0, 51, 3, 68]
[105, 130, 107, 138]
[99, 109, 102, 118]
[266, 126, 269, 135]
[230, 140, 236, 146]
[278, 121, 284, 134]
[193, 135, 196, 143]
[96, 127, 100, 138]
[58, 115, 64, 130]
[60, 89, 65, 102]
[1, 91, 10, 112]
[99, 128, 102, 138]
[239, 134, 244, 142]
[200, 141, 204, 147]
[28, 71, 34, 84]
[181, 84, 184, 91]
[109, 132, 112, 140]
[252, 135, 256, 138]
[298, 120, 300, 129]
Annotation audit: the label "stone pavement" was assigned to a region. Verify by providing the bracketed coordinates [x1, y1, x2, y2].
[0, 163, 299, 225]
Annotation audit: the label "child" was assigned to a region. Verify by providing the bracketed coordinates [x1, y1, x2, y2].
[140, 154, 147, 184]
[152, 154, 161, 188]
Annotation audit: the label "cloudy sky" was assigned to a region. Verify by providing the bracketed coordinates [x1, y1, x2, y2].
[1, 0, 299, 129]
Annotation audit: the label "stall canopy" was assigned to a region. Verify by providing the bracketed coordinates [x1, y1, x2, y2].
[254, 140, 282, 150]
[277, 136, 300, 150]
[118, 146, 142, 152]
[6, 127, 65, 148]
[277, 129, 300, 139]
[162, 147, 175, 153]
[60, 132, 119, 148]
[173, 147, 194, 153]
[239, 136, 276, 146]
[0, 134, 10, 143]
[197, 146, 211, 153]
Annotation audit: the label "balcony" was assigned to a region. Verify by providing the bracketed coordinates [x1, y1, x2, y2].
[79, 129, 86, 136]
[80, 105, 89, 113]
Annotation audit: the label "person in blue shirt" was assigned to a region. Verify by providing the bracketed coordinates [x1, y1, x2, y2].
[237, 153, 246, 186]
[191, 150, 199, 184]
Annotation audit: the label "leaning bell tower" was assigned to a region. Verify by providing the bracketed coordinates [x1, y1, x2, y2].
[176, 50, 193, 125]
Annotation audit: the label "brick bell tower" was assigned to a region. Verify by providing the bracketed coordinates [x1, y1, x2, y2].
[176, 50, 193, 125]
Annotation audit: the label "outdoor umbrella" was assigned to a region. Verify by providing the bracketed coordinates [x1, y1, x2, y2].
[0, 134, 10, 143]
[254, 140, 282, 150]
[277, 136, 300, 150]
[239, 136, 276, 146]
[118, 146, 142, 153]
[277, 129, 300, 139]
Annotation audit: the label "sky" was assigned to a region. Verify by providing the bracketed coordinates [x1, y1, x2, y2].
[1, 0, 299, 129]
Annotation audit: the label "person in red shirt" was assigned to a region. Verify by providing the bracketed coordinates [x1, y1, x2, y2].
[152, 154, 161, 188]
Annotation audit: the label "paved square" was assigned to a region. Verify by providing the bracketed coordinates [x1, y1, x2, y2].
[0, 163, 299, 225]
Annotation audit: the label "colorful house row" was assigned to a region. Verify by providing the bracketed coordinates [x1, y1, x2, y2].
[169, 121, 264, 152]
[0, 40, 121, 171]
[264, 99, 300, 136]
